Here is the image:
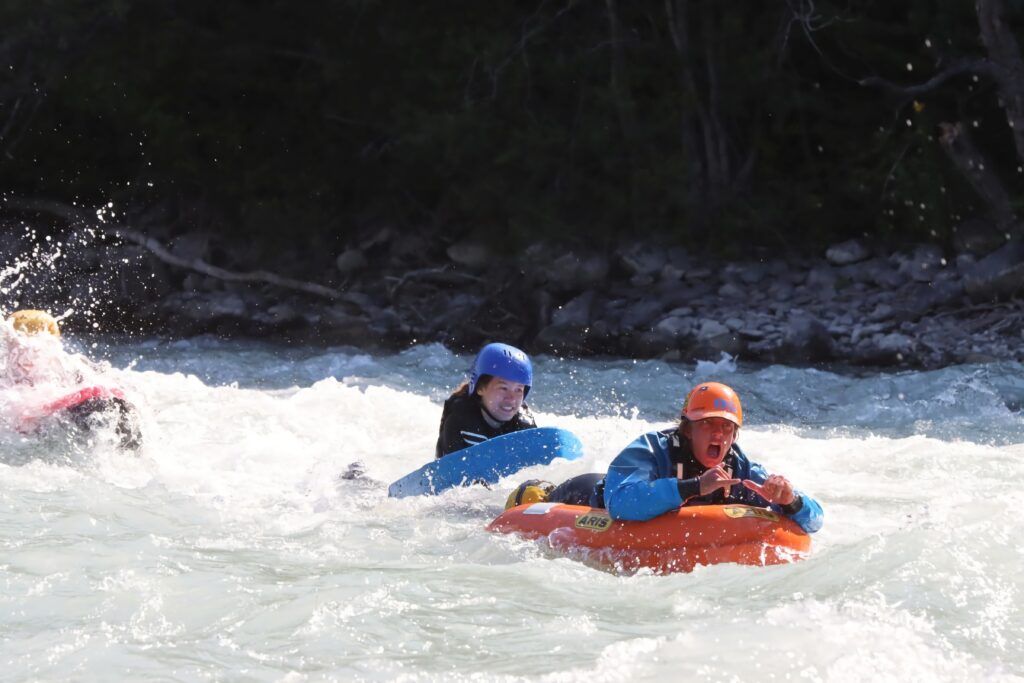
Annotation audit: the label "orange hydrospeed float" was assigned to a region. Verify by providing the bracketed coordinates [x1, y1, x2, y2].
[487, 502, 811, 574]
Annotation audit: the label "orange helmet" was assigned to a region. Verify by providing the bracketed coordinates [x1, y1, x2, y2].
[681, 382, 742, 427]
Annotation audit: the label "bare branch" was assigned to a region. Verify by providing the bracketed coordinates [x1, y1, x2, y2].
[385, 267, 483, 303]
[859, 58, 995, 99]
[5, 199, 372, 310]
[484, 0, 582, 100]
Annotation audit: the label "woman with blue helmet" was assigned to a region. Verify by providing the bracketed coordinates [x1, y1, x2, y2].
[435, 342, 537, 458]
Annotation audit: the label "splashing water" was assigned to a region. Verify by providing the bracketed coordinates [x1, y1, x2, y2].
[0, 337, 1021, 681]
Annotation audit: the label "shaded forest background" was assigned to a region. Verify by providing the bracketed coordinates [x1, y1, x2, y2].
[2, 0, 1023, 268]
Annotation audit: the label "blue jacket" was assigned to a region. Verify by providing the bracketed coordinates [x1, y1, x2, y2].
[603, 429, 823, 533]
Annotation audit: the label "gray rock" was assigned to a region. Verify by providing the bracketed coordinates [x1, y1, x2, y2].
[621, 299, 665, 330]
[257, 303, 300, 326]
[548, 252, 609, 291]
[859, 257, 905, 289]
[726, 261, 769, 285]
[876, 332, 916, 358]
[826, 239, 871, 265]
[653, 315, 694, 339]
[660, 263, 686, 282]
[358, 226, 394, 251]
[687, 321, 743, 358]
[806, 264, 838, 289]
[896, 244, 946, 283]
[963, 240, 1024, 299]
[552, 290, 596, 327]
[778, 312, 835, 363]
[684, 266, 713, 283]
[618, 243, 667, 278]
[696, 319, 730, 340]
[768, 282, 794, 301]
[335, 248, 368, 275]
[719, 282, 745, 298]
[868, 303, 893, 322]
[446, 241, 491, 270]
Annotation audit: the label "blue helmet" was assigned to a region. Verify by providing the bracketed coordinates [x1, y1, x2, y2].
[469, 343, 533, 396]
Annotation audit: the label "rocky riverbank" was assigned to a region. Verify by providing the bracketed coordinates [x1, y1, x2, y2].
[2, 218, 1022, 369]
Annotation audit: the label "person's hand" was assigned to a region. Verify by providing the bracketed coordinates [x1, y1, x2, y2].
[742, 475, 795, 505]
[698, 466, 740, 497]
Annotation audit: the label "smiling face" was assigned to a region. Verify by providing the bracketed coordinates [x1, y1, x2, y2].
[476, 377, 526, 423]
[684, 416, 739, 468]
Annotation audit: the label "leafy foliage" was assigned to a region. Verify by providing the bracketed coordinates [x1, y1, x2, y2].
[1, 0, 1021, 257]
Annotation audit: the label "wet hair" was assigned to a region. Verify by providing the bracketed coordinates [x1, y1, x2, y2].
[448, 375, 493, 400]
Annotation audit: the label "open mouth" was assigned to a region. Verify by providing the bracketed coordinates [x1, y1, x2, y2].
[707, 444, 721, 459]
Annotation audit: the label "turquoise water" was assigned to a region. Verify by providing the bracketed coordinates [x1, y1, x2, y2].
[1, 337, 1022, 681]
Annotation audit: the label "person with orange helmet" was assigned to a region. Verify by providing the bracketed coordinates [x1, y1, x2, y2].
[599, 381, 823, 533]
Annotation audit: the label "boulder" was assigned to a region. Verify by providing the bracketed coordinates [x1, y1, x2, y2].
[552, 290, 596, 327]
[618, 243, 667, 278]
[620, 299, 665, 330]
[895, 244, 946, 283]
[335, 248, 368, 275]
[547, 251, 610, 291]
[446, 240, 492, 270]
[825, 239, 870, 266]
[776, 312, 835, 363]
[963, 240, 1024, 300]
[653, 315, 694, 339]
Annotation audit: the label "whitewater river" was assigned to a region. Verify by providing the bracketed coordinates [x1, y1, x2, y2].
[1, 337, 1022, 682]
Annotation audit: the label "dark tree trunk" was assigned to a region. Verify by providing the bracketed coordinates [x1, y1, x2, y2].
[939, 122, 1018, 233]
[977, 0, 1024, 164]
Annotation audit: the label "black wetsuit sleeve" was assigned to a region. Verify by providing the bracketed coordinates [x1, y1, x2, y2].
[780, 495, 804, 516]
[676, 477, 702, 502]
[436, 395, 496, 458]
[437, 412, 472, 458]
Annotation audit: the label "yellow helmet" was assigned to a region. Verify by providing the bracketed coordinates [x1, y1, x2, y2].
[504, 479, 554, 510]
[7, 310, 61, 337]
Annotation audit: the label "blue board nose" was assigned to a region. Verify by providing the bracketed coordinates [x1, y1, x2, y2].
[387, 427, 584, 498]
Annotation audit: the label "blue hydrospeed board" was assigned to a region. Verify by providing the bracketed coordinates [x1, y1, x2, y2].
[387, 427, 584, 498]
